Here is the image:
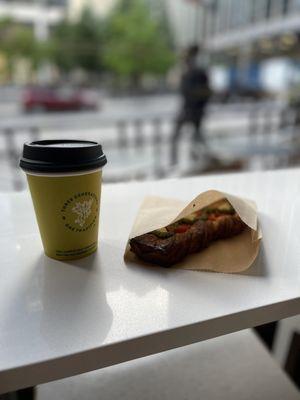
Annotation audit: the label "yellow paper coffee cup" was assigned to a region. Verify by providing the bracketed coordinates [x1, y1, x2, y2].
[20, 140, 107, 261]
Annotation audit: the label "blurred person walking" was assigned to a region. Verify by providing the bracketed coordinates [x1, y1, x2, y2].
[171, 45, 211, 165]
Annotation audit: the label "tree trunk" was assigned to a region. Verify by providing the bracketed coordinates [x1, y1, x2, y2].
[130, 72, 142, 93]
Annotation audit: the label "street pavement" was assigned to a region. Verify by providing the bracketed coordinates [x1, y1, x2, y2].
[0, 93, 281, 132]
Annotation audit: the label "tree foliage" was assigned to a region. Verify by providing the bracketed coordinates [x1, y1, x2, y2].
[0, 1, 175, 84]
[0, 18, 38, 62]
[49, 8, 104, 73]
[103, 0, 175, 84]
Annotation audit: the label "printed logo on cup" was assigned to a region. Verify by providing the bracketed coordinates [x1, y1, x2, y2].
[61, 192, 98, 232]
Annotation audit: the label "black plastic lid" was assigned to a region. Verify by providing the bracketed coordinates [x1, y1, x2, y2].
[20, 140, 107, 173]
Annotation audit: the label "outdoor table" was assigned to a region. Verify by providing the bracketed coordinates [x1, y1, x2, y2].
[1, 169, 300, 393]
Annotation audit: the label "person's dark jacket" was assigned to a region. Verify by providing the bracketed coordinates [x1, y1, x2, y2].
[181, 67, 211, 111]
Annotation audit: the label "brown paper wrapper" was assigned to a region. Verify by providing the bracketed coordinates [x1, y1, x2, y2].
[124, 190, 262, 273]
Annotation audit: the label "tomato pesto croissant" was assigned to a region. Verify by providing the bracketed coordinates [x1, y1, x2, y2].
[129, 199, 246, 267]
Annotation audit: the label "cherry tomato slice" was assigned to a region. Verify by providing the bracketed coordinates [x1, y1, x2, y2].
[175, 224, 190, 233]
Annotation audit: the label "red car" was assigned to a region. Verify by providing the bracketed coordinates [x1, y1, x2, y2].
[23, 87, 99, 112]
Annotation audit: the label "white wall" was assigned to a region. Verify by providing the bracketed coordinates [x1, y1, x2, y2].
[0, 1, 64, 40]
[68, 0, 117, 19]
[210, 66, 228, 91]
[165, 0, 203, 48]
[260, 58, 293, 92]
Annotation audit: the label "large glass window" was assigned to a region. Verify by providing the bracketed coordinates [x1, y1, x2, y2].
[282, 0, 291, 14]
[291, 0, 300, 11]
[252, 0, 269, 22]
[229, 0, 247, 28]
[270, 0, 285, 17]
[215, 0, 230, 33]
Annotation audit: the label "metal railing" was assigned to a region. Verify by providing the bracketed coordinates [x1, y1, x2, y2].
[0, 102, 299, 191]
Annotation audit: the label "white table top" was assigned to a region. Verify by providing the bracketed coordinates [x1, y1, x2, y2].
[1, 169, 300, 393]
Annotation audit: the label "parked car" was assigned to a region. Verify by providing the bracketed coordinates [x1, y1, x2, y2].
[22, 86, 99, 112]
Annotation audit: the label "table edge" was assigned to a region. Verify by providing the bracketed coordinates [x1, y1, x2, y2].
[1, 296, 300, 394]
